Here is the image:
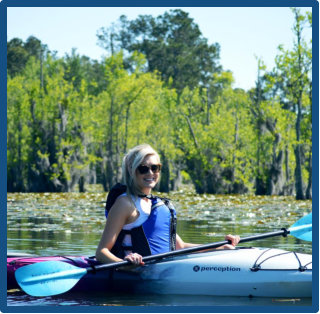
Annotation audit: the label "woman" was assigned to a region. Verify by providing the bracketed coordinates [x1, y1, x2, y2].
[96, 144, 240, 265]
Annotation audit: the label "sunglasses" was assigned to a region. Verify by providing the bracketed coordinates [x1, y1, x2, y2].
[137, 164, 162, 174]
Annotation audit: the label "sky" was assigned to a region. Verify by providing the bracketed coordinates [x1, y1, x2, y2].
[7, 6, 312, 91]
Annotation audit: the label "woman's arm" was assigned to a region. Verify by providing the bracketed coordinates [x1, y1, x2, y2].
[96, 196, 134, 263]
[176, 234, 199, 249]
[175, 234, 240, 250]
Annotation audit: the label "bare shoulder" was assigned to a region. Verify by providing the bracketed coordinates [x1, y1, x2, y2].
[108, 194, 135, 218]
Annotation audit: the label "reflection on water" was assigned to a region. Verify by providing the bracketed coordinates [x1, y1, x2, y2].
[7, 190, 312, 307]
[7, 290, 312, 307]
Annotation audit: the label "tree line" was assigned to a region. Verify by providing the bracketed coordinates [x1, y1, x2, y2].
[7, 9, 312, 199]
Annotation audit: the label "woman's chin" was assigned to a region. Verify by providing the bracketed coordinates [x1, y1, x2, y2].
[140, 182, 157, 192]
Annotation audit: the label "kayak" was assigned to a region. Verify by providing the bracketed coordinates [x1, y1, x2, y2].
[7, 247, 312, 297]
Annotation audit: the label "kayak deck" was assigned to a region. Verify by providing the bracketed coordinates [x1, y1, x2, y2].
[133, 248, 312, 297]
[7, 247, 312, 297]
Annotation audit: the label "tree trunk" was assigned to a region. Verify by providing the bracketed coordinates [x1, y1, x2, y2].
[294, 93, 305, 200]
[79, 176, 86, 192]
[305, 149, 312, 199]
[266, 132, 284, 195]
[159, 152, 170, 193]
[231, 105, 239, 187]
[267, 150, 284, 195]
[170, 169, 182, 191]
[105, 96, 114, 191]
[294, 145, 305, 200]
[293, 11, 305, 200]
[282, 145, 294, 196]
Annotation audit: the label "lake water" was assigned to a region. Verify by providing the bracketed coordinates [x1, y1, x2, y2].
[7, 188, 313, 308]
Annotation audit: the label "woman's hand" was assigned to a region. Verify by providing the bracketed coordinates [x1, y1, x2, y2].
[124, 252, 145, 266]
[221, 234, 240, 249]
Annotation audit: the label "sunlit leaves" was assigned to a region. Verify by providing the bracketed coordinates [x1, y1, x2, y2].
[7, 9, 312, 197]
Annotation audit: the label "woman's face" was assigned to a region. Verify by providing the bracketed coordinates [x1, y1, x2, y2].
[135, 154, 160, 194]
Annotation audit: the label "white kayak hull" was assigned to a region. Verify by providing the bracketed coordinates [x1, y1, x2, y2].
[128, 248, 312, 297]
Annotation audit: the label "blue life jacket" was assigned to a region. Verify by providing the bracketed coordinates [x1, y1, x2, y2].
[105, 183, 177, 258]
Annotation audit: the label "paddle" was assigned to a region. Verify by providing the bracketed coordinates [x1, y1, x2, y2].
[15, 212, 312, 297]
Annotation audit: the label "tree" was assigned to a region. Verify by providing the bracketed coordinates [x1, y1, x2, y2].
[7, 38, 29, 77]
[171, 73, 254, 194]
[249, 59, 291, 196]
[7, 36, 48, 78]
[7, 52, 93, 192]
[7, 75, 32, 191]
[89, 51, 177, 192]
[97, 9, 221, 93]
[63, 49, 106, 95]
[272, 9, 312, 200]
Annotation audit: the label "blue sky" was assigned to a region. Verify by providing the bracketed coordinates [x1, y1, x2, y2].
[7, 6, 312, 91]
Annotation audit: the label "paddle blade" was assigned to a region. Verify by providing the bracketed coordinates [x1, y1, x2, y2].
[289, 213, 312, 241]
[15, 261, 87, 297]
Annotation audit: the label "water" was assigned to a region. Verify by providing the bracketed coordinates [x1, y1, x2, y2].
[7, 291, 311, 307]
[7, 188, 312, 307]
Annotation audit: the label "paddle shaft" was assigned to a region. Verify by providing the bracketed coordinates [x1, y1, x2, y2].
[90, 228, 289, 273]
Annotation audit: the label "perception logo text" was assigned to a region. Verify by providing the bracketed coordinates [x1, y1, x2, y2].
[193, 265, 241, 272]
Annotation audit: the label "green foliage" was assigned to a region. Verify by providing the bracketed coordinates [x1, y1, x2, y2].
[271, 8, 312, 199]
[97, 9, 221, 92]
[7, 36, 48, 78]
[7, 9, 312, 198]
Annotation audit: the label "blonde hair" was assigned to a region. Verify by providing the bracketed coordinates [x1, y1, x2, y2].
[122, 144, 160, 195]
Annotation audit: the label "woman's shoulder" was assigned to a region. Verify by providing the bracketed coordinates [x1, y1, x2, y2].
[109, 194, 136, 215]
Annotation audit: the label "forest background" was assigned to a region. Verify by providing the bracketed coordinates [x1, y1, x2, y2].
[7, 8, 312, 200]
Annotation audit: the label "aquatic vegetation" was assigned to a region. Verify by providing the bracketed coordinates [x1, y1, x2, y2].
[7, 192, 312, 255]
